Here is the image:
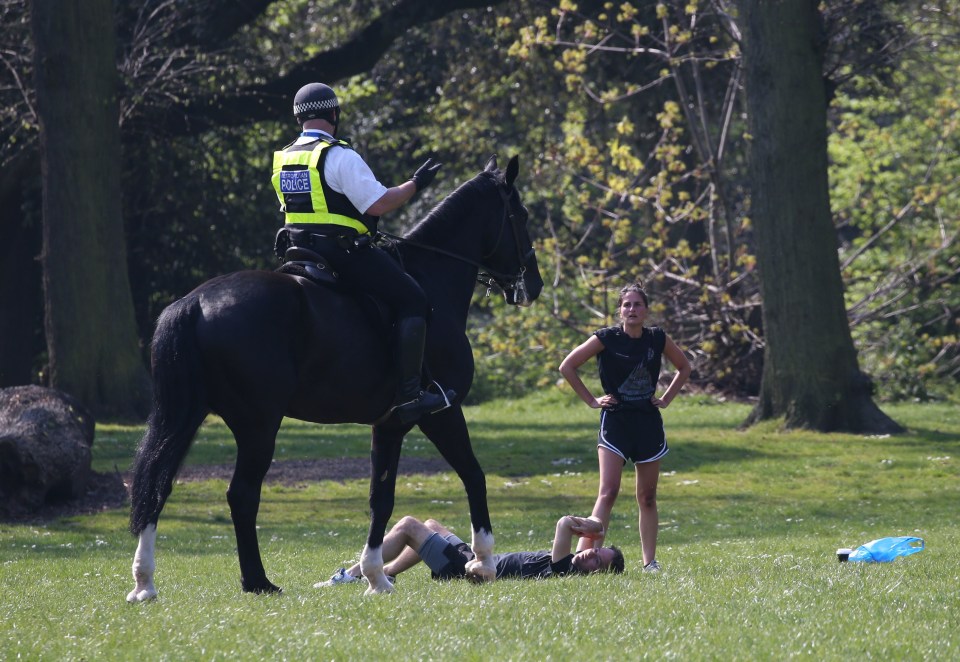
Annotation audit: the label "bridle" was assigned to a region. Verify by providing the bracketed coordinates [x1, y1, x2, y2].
[378, 183, 535, 302]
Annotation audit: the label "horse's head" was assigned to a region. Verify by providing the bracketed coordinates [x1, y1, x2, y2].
[479, 155, 544, 307]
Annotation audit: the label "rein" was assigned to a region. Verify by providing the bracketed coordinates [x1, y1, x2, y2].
[377, 185, 534, 296]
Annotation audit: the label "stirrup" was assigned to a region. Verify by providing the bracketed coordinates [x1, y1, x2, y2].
[394, 381, 455, 423]
[426, 380, 455, 413]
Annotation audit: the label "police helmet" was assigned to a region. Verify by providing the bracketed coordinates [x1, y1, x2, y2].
[293, 83, 340, 125]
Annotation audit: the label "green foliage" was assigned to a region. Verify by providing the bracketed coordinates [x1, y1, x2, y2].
[0, 1, 33, 169]
[2, 397, 959, 658]
[111, 0, 954, 403]
[479, 0, 958, 402]
[123, 123, 285, 335]
[8, 0, 956, 405]
[829, 16, 960, 400]
[475, 1, 764, 398]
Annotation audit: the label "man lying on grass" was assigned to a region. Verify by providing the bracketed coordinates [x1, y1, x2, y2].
[317, 513, 625, 586]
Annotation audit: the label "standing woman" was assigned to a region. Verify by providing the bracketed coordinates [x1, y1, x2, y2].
[559, 283, 690, 572]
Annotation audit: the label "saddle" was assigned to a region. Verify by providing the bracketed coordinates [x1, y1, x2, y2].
[274, 228, 341, 285]
[276, 245, 339, 285]
[273, 227, 397, 332]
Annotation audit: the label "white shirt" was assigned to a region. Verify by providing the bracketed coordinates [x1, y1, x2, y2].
[296, 130, 388, 214]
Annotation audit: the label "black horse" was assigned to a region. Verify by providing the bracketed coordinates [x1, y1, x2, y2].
[126, 155, 543, 599]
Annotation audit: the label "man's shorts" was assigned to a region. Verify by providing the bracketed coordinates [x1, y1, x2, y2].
[418, 532, 475, 580]
[598, 407, 669, 465]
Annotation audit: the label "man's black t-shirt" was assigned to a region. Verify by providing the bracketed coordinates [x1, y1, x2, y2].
[494, 551, 576, 579]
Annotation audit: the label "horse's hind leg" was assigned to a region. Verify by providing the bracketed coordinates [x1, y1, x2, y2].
[127, 524, 158, 602]
[416, 407, 496, 582]
[224, 417, 283, 593]
[128, 403, 208, 603]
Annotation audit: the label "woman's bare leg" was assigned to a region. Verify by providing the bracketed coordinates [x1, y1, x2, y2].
[635, 459, 661, 566]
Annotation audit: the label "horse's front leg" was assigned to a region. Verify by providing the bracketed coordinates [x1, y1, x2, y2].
[465, 527, 496, 583]
[417, 406, 496, 582]
[359, 543, 391, 595]
[361, 425, 407, 594]
[127, 523, 158, 602]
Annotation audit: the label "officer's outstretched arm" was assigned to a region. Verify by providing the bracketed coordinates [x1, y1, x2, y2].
[366, 180, 417, 216]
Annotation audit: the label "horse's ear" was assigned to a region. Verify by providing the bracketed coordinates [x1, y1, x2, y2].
[485, 154, 498, 172]
[505, 155, 519, 188]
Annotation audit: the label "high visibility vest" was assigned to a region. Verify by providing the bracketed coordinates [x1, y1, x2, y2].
[271, 137, 373, 235]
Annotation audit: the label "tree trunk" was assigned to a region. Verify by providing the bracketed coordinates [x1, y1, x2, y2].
[31, 0, 150, 419]
[741, 0, 901, 433]
[0, 157, 43, 387]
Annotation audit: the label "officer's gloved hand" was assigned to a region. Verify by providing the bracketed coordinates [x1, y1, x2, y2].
[411, 158, 442, 192]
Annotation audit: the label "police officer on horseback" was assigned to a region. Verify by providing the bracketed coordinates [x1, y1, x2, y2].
[272, 82, 450, 423]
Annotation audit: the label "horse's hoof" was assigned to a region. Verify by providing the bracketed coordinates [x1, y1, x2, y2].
[364, 578, 395, 595]
[464, 560, 495, 583]
[126, 587, 158, 603]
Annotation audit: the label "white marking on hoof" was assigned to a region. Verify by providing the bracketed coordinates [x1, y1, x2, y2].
[128, 524, 158, 603]
[364, 577, 395, 595]
[466, 527, 496, 582]
[464, 558, 496, 582]
[126, 586, 158, 603]
[360, 543, 394, 595]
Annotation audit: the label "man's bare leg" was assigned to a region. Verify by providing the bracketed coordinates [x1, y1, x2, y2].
[347, 517, 451, 579]
[383, 519, 452, 576]
[577, 448, 624, 552]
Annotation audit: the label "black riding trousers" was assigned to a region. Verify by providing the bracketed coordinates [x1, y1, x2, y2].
[313, 239, 429, 320]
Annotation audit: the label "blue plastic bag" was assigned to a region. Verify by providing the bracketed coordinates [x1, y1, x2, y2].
[848, 536, 924, 563]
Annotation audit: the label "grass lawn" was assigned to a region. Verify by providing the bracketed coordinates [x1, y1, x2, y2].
[1, 391, 958, 660]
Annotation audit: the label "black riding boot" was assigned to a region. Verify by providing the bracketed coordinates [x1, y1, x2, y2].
[394, 317, 454, 423]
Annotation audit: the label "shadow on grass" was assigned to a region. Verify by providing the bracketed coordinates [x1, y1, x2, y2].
[656, 488, 958, 547]
[665, 440, 777, 473]
[483, 438, 775, 477]
[883, 425, 960, 449]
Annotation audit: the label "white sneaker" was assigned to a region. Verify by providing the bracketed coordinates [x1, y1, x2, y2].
[314, 567, 362, 588]
[643, 560, 662, 573]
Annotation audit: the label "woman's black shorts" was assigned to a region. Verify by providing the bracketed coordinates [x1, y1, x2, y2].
[598, 407, 668, 465]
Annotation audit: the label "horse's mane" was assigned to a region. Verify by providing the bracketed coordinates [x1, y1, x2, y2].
[405, 170, 500, 242]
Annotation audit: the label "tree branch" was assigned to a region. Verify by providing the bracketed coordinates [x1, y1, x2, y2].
[193, 0, 279, 44]
[151, 0, 508, 134]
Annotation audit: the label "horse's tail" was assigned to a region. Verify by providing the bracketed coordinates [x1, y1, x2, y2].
[129, 294, 209, 536]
